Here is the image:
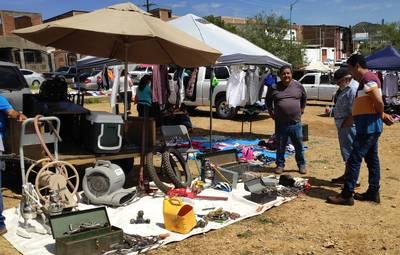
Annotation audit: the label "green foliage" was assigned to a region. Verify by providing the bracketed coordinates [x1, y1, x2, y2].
[203, 15, 237, 34]
[237, 230, 255, 238]
[236, 12, 304, 68]
[84, 97, 101, 104]
[256, 216, 277, 224]
[381, 22, 400, 47]
[358, 22, 400, 55]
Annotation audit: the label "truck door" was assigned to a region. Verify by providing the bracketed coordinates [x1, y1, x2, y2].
[299, 74, 318, 100]
[317, 74, 337, 101]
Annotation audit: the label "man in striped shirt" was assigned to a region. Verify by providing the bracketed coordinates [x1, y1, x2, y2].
[327, 54, 394, 206]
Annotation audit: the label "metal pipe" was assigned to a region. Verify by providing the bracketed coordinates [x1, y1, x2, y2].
[124, 44, 129, 121]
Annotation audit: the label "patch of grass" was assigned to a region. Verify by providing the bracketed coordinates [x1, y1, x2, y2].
[240, 251, 252, 255]
[237, 230, 255, 239]
[307, 140, 320, 145]
[85, 97, 101, 104]
[310, 159, 329, 164]
[256, 217, 276, 224]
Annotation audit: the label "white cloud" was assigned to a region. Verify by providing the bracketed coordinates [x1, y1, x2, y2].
[171, 1, 187, 9]
[210, 3, 222, 8]
[192, 2, 222, 15]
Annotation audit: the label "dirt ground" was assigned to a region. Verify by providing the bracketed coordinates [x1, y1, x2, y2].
[1, 101, 400, 255]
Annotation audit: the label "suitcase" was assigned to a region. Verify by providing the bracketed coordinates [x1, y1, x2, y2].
[49, 207, 123, 255]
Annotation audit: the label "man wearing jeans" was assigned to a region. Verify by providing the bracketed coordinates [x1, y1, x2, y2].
[266, 65, 307, 174]
[0, 95, 27, 235]
[327, 54, 394, 206]
[331, 67, 358, 185]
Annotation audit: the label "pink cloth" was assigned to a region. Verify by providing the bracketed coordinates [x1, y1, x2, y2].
[152, 65, 168, 105]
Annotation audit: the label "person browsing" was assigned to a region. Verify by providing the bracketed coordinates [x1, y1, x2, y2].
[136, 74, 152, 117]
[0, 95, 27, 235]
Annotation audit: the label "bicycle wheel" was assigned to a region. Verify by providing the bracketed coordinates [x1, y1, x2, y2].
[145, 146, 179, 193]
[162, 147, 192, 188]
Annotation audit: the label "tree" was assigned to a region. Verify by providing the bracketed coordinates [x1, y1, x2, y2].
[237, 12, 304, 68]
[358, 22, 400, 54]
[381, 22, 400, 47]
[203, 15, 237, 34]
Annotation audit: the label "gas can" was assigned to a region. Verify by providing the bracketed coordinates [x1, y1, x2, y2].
[163, 197, 196, 234]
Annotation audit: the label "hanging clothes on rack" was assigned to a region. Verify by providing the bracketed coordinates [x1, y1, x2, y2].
[246, 65, 261, 105]
[185, 68, 198, 100]
[227, 65, 247, 108]
[383, 72, 399, 97]
[168, 74, 179, 105]
[152, 65, 169, 105]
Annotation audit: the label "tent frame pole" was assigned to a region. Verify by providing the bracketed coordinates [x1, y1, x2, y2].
[209, 67, 214, 151]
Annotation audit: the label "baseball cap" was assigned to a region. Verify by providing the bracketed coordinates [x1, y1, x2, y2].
[334, 67, 351, 81]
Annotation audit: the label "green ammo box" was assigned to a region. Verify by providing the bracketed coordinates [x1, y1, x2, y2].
[49, 207, 123, 255]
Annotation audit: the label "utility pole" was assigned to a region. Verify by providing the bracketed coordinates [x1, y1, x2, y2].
[143, 0, 156, 12]
[289, 0, 299, 62]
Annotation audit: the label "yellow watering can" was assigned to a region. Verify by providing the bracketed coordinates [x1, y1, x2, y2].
[163, 197, 196, 234]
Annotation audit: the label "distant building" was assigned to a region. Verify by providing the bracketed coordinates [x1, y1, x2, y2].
[221, 16, 247, 26]
[43, 10, 88, 23]
[300, 25, 352, 64]
[149, 8, 174, 21]
[44, 10, 88, 71]
[0, 10, 50, 72]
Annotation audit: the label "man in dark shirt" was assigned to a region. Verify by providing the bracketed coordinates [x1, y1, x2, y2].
[266, 65, 307, 174]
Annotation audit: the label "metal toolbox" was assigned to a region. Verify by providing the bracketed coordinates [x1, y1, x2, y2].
[199, 149, 265, 188]
[49, 207, 123, 255]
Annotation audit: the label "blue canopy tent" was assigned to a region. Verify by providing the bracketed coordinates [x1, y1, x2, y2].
[366, 45, 400, 70]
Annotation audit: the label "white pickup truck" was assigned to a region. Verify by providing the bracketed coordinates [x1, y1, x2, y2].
[299, 72, 338, 101]
[183, 66, 237, 119]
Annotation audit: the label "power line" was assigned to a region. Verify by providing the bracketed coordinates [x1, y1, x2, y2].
[143, 0, 156, 12]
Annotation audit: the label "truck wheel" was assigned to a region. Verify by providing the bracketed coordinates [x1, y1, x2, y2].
[215, 96, 237, 119]
[32, 80, 41, 88]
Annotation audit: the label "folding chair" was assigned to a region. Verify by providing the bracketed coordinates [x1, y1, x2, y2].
[160, 125, 201, 174]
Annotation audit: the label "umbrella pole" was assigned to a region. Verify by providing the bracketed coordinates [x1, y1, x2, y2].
[124, 46, 129, 121]
[209, 68, 214, 151]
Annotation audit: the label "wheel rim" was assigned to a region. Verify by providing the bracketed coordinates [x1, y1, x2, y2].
[218, 100, 231, 117]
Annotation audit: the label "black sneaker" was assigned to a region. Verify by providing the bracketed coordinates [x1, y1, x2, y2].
[354, 191, 380, 203]
[299, 165, 307, 174]
[274, 166, 284, 174]
[327, 193, 354, 206]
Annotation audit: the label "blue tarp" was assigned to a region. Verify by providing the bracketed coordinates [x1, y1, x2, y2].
[366, 46, 400, 71]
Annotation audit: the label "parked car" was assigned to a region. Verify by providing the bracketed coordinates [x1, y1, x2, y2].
[129, 64, 153, 84]
[73, 70, 103, 91]
[182, 66, 237, 119]
[20, 68, 45, 87]
[55, 66, 78, 83]
[299, 72, 337, 101]
[0, 61, 32, 111]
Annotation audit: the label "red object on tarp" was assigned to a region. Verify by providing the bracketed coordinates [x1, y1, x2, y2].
[167, 188, 228, 201]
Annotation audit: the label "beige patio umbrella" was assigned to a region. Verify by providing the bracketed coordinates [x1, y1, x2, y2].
[13, 2, 221, 119]
[14, 2, 221, 191]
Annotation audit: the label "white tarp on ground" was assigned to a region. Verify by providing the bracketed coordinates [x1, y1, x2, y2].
[168, 14, 289, 68]
[3, 183, 297, 255]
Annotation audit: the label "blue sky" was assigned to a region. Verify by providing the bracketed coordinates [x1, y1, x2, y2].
[0, 0, 399, 26]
